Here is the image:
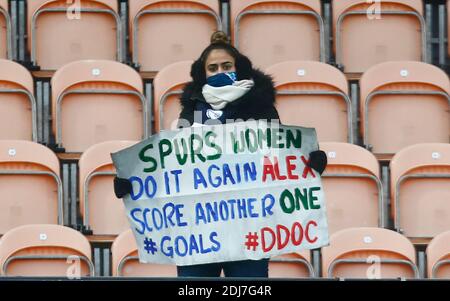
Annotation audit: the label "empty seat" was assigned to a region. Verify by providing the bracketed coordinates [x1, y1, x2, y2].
[129, 0, 221, 72]
[322, 227, 419, 279]
[269, 251, 314, 278]
[153, 60, 192, 132]
[0, 0, 12, 59]
[448, 0, 450, 59]
[427, 230, 450, 279]
[111, 229, 177, 277]
[266, 61, 353, 143]
[231, 0, 324, 69]
[0, 224, 94, 276]
[51, 60, 148, 153]
[333, 0, 426, 73]
[390, 143, 450, 238]
[0, 59, 37, 141]
[79, 141, 137, 236]
[28, 0, 123, 70]
[0, 140, 62, 235]
[320, 143, 383, 234]
[360, 61, 450, 155]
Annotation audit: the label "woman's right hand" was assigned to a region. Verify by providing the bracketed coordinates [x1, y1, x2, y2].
[113, 177, 132, 198]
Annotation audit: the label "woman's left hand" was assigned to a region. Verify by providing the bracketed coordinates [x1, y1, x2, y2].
[308, 150, 327, 175]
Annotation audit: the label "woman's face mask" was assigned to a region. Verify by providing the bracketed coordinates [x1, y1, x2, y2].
[206, 72, 237, 87]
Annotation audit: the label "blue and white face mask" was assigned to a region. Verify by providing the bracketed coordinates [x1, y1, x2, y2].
[206, 72, 237, 87]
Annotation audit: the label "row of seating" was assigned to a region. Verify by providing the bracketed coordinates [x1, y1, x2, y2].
[0, 0, 445, 73]
[2, 58, 448, 154]
[0, 139, 449, 239]
[0, 224, 448, 278]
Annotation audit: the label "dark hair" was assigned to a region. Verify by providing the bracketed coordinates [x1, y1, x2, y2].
[190, 31, 253, 86]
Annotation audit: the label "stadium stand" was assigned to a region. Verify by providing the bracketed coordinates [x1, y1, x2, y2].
[321, 227, 419, 279]
[319, 143, 383, 234]
[27, 0, 123, 70]
[111, 229, 177, 277]
[390, 143, 450, 238]
[266, 61, 353, 143]
[333, 0, 427, 73]
[0, 59, 37, 141]
[0, 0, 12, 60]
[0, 140, 62, 235]
[0, 0, 449, 283]
[426, 230, 450, 279]
[360, 61, 450, 155]
[129, 0, 221, 73]
[153, 60, 192, 132]
[0, 224, 94, 276]
[79, 141, 137, 236]
[230, 0, 324, 69]
[50, 60, 148, 153]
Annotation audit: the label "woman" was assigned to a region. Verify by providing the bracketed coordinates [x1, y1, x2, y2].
[176, 31, 279, 128]
[114, 31, 327, 278]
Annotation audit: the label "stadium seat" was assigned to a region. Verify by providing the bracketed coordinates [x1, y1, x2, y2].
[266, 61, 353, 143]
[153, 60, 192, 132]
[269, 251, 314, 278]
[230, 0, 324, 69]
[320, 143, 383, 234]
[79, 141, 137, 236]
[51, 60, 148, 153]
[0, 59, 37, 141]
[448, 0, 450, 60]
[0, 0, 12, 60]
[0, 224, 94, 276]
[28, 0, 123, 70]
[333, 0, 427, 73]
[427, 230, 450, 279]
[390, 143, 450, 238]
[360, 61, 450, 155]
[129, 0, 221, 72]
[0, 140, 62, 235]
[111, 229, 177, 277]
[321, 227, 419, 279]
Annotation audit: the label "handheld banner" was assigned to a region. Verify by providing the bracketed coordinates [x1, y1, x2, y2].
[111, 120, 329, 266]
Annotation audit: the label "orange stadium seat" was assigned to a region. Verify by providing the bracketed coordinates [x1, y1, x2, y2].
[0, 140, 63, 235]
[51, 60, 148, 153]
[390, 143, 450, 238]
[230, 0, 325, 69]
[266, 61, 353, 143]
[321, 227, 419, 279]
[0, 59, 37, 141]
[333, 0, 427, 73]
[269, 251, 315, 278]
[27, 0, 123, 70]
[320, 143, 383, 234]
[153, 60, 192, 132]
[0, 224, 94, 276]
[448, 0, 450, 59]
[79, 141, 137, 236]
[111, 229, 177, 277]
[360, 61, 450, 155]
[0, 0, 13, 59]
[129, 0, 221, 72]
[427, 230, 450, 279]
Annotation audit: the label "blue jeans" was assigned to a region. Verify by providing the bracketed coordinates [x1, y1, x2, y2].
[177, 259, 269, 278]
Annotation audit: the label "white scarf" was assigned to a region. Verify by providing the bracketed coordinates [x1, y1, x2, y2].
[202, 79, 254, 110]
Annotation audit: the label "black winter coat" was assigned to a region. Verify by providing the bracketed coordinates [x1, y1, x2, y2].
[177, 69, 280, 127]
